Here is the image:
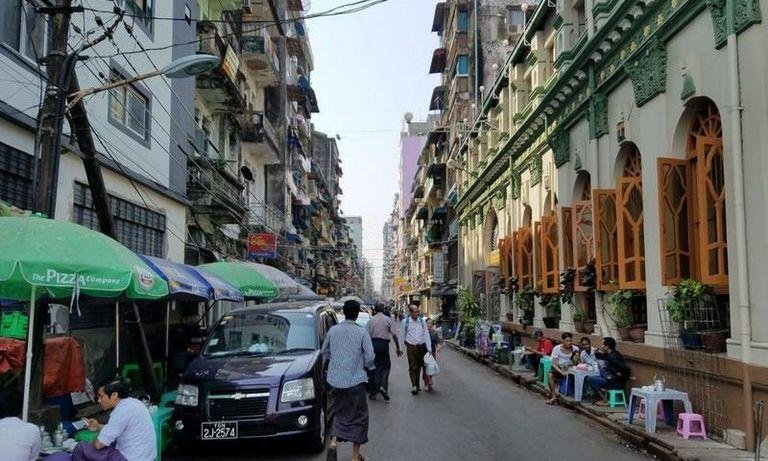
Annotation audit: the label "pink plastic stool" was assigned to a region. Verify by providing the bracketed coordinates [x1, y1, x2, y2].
[637, 398, 665, 421]
[677, 413, 707, 440]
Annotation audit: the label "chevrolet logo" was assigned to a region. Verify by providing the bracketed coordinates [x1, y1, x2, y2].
[232, 392, 245, 400]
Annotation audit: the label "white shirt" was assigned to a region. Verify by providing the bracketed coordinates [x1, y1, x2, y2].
[551, 344, 580, 368]
[580, 347, 598, 367]
[399, 316, 432, 353]
[98, 397, 157, 461]
[0, 417, 41, 461]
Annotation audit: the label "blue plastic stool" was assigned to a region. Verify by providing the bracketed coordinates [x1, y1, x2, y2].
[608, 389, 627, 407]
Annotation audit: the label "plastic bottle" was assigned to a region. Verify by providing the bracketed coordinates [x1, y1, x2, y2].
[53, 422, 65, 447]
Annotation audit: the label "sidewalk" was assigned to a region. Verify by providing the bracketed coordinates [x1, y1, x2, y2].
[446, 340, 763, 461]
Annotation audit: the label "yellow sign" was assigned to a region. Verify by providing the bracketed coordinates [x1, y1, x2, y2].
[222, 45, 240, 83]
[487, 249, 500, 267]
[394, 277, 406, 287]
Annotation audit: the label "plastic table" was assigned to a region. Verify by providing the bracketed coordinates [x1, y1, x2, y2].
[627, 387, 693, 434]
[565, 368, 600, 402]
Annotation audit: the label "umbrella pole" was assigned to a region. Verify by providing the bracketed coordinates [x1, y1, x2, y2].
[115, 301, 120, 373]
[22, 286, 36, 422]
[165, 301, 172, 388]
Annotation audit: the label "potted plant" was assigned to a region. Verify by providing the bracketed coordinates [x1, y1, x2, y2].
[541, 294, 560, 328]
[571, 308, 595, 334]
[665, 279, 719, 351]
[604, 288, 644, 342]
[515, 285, 535, 325]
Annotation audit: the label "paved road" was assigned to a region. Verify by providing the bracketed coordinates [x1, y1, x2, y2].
[168, 345, 648, 460]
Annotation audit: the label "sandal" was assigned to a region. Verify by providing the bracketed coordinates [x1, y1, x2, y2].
[547, 398, 558, 405]
[595, 400, 609, 407]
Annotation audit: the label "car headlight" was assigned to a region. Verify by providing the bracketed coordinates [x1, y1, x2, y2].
[280, 378, 315, 403]
[175, 384, 199, 406]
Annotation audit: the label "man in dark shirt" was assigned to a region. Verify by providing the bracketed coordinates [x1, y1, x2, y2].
[586, 337, 631, 406]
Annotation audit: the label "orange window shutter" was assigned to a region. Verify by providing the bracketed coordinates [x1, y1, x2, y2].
[541, 213, 559, 294]
[695, 136, 728, 287]
[534, 221, 542, 290]
[562, 207, 574, 270]
[593, 190, 619, 291]
[513, 230, 521, 282]
[657, 158, 691, 286]
[616, 177, 646, 289]
[523, 227, 533, 289]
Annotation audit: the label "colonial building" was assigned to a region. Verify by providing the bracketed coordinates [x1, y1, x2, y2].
[454, 0, 767, 448]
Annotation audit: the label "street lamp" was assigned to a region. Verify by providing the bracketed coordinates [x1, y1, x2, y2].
[68, 54, 219, 108]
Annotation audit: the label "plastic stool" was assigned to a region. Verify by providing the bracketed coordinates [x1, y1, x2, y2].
[637, 398, 665, 421]
[607, 389, 626, 408]
[537, 357, 552, 386]
[677, 413, 707, 440]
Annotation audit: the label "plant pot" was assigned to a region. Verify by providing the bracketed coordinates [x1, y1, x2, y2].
[701, 330, 727, 353]
[573, 320, 584, 333]
[543, 316, 558, 329]
[617, 327, 631, 342]
[582, 321, 596, 335]
[628, 325, 646, 343]
[680, 328, 702, 350]
[506, 312, 515, 322]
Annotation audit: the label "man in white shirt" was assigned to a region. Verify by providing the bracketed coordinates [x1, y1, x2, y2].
[0, 391, 40, 461]
[74, 379, 156, 461]
[548, 332, 579, 405]
[399, 305, 432, 395]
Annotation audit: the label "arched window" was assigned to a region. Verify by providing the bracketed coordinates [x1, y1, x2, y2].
[514, 205, 534, 289]
[659, 102, 727, 288]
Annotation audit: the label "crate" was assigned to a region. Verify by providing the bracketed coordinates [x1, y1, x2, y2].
[0, 311, 28, 339]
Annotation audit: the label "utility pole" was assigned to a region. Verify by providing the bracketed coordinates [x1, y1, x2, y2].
[34, 0, 73, 218]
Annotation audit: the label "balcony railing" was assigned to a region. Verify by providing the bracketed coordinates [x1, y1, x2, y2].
[248, 202, 285, 234]
[241, 27, 279, 84]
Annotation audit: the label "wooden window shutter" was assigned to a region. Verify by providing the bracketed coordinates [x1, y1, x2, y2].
[593, 190, 619, 291]
[562, 207, 574, 270]
[541, 213, 560, 294]
[513, 230, 521, 282]
[616, 176, 646, 289]
[534, 221, 542, 289]
[573, 200, 594, 292]
[516, 227, 534, 289]
[500, 237, 512, 288]
[695, 135, 728, 287]
[657, 158, 691, 285]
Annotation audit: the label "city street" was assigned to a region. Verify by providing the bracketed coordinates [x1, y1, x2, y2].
[169, 344, 648, 460]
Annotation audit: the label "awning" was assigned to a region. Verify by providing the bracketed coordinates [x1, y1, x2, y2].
[430, 285, 457, 297]
[432, 2, 446, 32]
[429, 85, 445, 111]
[429, 48, 446, 74]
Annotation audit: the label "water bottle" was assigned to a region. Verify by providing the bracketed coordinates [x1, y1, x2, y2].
[53, 422, 65, 447]
[40, 425, 52, 448]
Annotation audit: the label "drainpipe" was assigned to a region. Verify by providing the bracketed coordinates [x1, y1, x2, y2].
[726, 19, 755, 448]
[473, 0, 479, 110]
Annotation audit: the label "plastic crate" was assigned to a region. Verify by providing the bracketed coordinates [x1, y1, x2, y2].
[0, 311, 28, 339]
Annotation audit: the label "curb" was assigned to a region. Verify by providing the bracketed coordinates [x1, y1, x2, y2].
[445, 341, 683, 461]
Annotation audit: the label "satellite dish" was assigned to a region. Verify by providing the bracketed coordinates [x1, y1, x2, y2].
[404, 112, 414, 123]
[240, 165, 254, 181]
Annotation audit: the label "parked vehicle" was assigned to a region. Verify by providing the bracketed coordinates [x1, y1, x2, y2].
[172, 301, 337, 452]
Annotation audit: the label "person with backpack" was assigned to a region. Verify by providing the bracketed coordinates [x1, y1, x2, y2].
[399, 305, 432, 395]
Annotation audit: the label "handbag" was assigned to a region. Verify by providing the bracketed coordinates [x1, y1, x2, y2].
[424, 352, 440, 376]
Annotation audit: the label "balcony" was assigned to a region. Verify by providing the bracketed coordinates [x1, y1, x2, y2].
[241, 28, 279, 84]
[196, 21, 245, 112]
[247, 201, 285, 234]
[187, 155, 246, 224]
[240, 112, 280, 163]
[429, 48, 447, 74]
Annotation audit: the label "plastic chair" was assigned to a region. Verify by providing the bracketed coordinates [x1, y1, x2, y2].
[637, 398, 665, 421]
[121, 362, 165, 390]
[607, 389, 627, 407]
[677, 413, 707, 440]
[537, 356, 553, 386]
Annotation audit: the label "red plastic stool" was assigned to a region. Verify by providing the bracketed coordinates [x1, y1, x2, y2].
[677, 413, 707, 440]
[637, 398, 665, 421]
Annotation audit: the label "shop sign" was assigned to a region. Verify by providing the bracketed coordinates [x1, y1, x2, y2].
[432, 251, 444, 284]
[487, 249, 500, 267]
[247, 233, 277, 259]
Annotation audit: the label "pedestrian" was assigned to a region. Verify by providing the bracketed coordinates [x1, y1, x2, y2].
[366, 301, 402, 401]
[321, 300, 375, 461]
[548, 332, 579, 405]
[421, 318, 443, 391]
[586, 337, 631, 406]
[0, 388, 40, 461]
[399, 305, 432, 395]
[523, 330, 553, 374]
[45, 378, 156, 461]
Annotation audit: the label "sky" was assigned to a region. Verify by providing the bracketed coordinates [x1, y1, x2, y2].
[308, 0, 440, 292]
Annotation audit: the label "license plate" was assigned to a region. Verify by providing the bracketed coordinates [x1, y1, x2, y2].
[201, 421, 238, 440]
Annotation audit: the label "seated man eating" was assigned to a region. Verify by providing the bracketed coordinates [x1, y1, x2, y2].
[548, 332, 579, 405]
[586, 337, 631, 406]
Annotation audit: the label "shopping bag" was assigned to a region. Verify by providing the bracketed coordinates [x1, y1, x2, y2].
[424, 352, 440, 376]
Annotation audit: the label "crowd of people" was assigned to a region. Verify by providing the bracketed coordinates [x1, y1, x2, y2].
[524, 331, 631, 406]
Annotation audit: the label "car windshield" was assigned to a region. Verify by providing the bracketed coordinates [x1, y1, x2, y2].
[203, 310, 317, 357]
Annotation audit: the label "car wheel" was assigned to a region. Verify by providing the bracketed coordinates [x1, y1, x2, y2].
[306, 406, 326, 452]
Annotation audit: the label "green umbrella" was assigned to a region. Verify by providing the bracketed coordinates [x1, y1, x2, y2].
[199, 261, 279, 300]
[0, 217, 168, 301]
[0, 216, 169, 421]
